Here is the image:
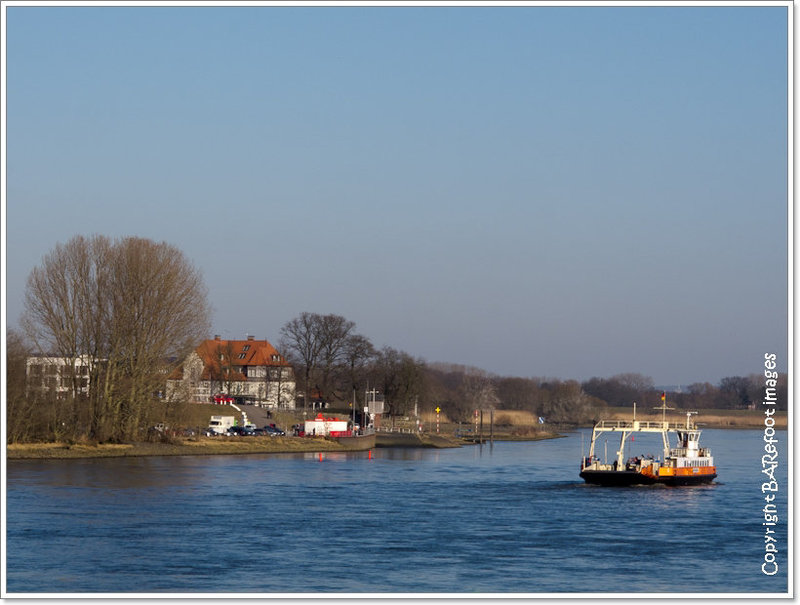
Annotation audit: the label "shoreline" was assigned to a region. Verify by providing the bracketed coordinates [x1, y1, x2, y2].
[6, 431, 560, 460]
[6, 412, 783, 460]
[6, 436, 372, 460]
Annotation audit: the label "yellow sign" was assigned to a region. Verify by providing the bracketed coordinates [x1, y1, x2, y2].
[435, 407, 441, 414]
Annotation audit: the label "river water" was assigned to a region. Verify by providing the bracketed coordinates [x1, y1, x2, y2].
[5, 429, 789, 595]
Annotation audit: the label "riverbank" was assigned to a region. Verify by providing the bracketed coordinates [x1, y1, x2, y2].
[6, 436, 372, 460]
[7, 430, 562, 460]
[7, 407, 780, 460]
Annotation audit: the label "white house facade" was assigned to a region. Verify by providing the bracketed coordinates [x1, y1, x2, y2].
[166, 336, 296, 409]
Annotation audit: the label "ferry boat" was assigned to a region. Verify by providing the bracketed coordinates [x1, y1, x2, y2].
[580, 404, 717, 487]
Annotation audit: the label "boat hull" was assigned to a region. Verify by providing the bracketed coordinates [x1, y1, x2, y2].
[331, 433, 376, 449]
[580, 469, 716, 487]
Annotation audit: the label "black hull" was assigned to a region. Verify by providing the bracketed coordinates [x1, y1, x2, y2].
[580, 469, 716, 487]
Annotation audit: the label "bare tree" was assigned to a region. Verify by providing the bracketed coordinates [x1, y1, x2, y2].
[7, 329, 36, 442]
[372, 347, 426, 419]
[538, 379, 598, 424]
[22, 235, 211, 441]
[23, 235, 113, 438]
[316, 314, 355, 399]
[280, 312, 323, 416]
[461, 371, 500, 419]
[106, 237, 211, 437]
[342, 333, 376, 403]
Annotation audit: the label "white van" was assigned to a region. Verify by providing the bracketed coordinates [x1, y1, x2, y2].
[208, 415, 236, 435]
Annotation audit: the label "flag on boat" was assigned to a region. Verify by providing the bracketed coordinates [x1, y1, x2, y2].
[661, 392, 666, 401]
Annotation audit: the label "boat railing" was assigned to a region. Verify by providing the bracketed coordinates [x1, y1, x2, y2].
[582, 461, 615, 472]
[669, 446, 712, 458]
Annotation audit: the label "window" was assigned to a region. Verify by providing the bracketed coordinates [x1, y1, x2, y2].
[242, 345, 250, 352]
[238, 353, 246, 359]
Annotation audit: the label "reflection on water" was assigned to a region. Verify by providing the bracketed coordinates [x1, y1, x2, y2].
[375, 447, 440, 462]
[6, 430, 789, 594]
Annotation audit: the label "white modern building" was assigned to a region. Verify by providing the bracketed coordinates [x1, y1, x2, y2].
[26, 355, 96, 399]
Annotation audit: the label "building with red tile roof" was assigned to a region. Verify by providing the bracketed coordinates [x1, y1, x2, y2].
[166, 335, 295, 408]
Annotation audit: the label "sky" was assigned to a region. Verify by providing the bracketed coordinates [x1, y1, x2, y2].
[3, 2, 790, 386]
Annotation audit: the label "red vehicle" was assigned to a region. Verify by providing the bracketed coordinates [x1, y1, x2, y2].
[212, 394, 235, 404]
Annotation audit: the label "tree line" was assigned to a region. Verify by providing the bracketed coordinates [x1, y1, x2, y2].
[278, 314, 788, 424]
[9, 235, 786, 443]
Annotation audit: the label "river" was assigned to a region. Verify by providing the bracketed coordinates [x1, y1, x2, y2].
[5, 428, 789, 595]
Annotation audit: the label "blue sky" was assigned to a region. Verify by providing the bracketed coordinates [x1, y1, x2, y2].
[4, 4, 790, 385]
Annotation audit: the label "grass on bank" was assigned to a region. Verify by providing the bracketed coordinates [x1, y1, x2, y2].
[6, 435, 369, 460]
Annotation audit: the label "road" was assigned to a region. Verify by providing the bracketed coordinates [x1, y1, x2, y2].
[236, 404, 278, 428]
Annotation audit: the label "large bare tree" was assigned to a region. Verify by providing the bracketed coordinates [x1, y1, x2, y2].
[280, 312, 361, 411]
[316, 314, 355, 399]
[280, 312, 322, 416]
[342, 333, 376, 406]
[22, 235, 211, 441]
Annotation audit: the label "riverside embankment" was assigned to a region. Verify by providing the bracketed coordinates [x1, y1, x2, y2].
[7, 408, 776, 460]
[6, 430, 560, 460]
[6, 436, 372, 460]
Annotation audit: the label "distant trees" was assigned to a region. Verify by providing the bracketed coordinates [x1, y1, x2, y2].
[276, 318, 789, 422]
[424, 366, 603, 425]
[672, 374, 787, 412]
[460, 370, 500, 419]
[582, 373, 655, 408]
[716, 376, 759, 409]
[580, 373, 788, 412]
[370, 347, 426, 419]
[536, 380, 599, 424]
[20, 235, 211, 442]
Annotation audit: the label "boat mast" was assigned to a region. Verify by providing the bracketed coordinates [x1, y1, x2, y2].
[653, 396, 674, 455]
[588, 421, 598, 458]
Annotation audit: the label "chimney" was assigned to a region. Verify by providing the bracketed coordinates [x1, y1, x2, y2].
[214, 335, 221, 340]
[247, 335, 255, 341]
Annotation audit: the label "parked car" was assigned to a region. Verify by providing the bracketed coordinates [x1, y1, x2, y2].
[212, 394, 235, 404]
[263, 425, 285, 436]
[227, 426, 253, 436]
